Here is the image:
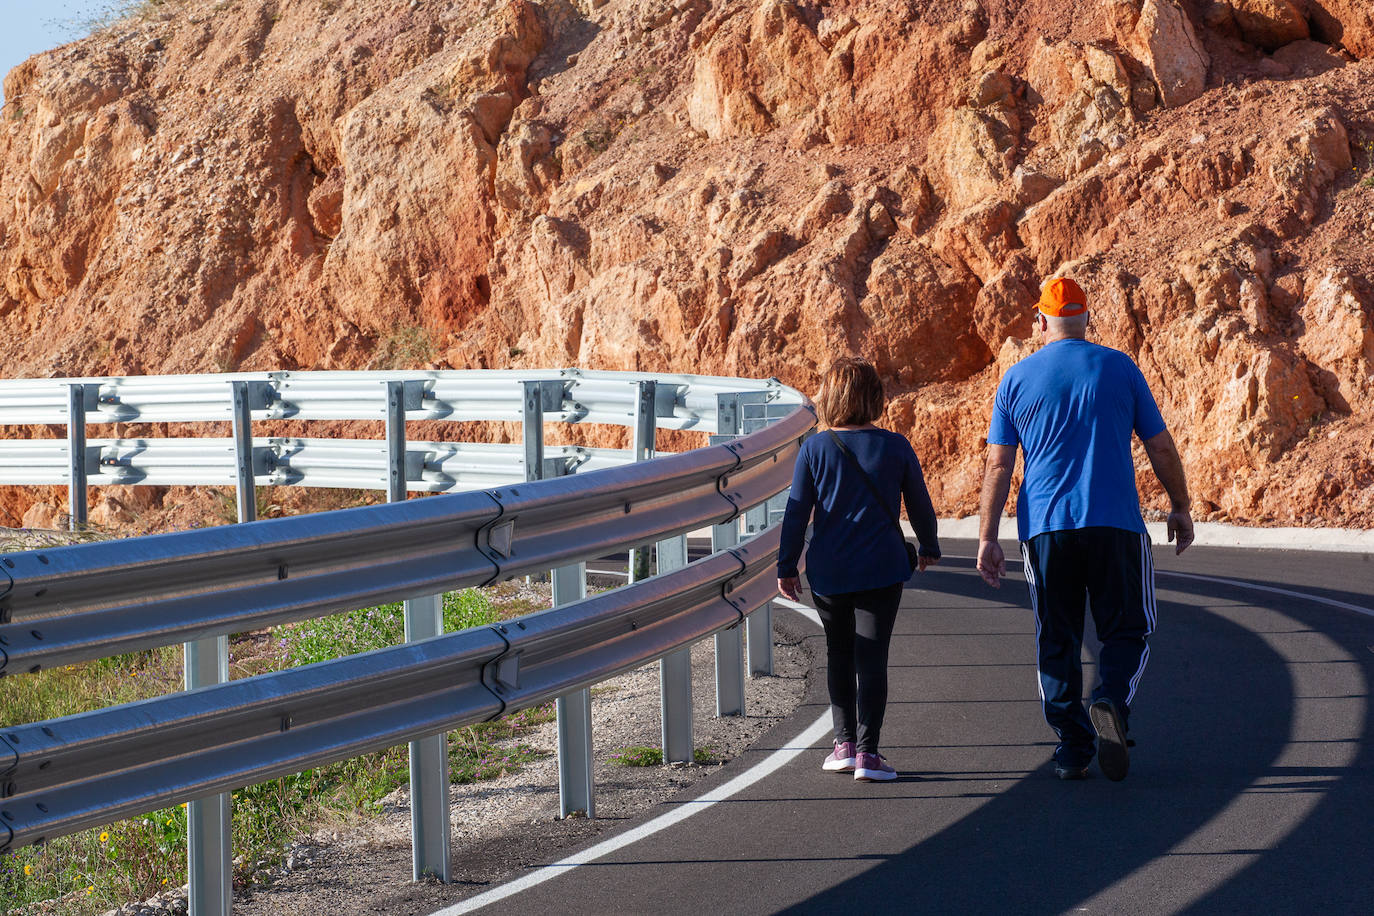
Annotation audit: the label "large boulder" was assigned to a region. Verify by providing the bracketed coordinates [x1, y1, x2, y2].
[1298, 269, 1374, 411]
[1113, 0, 1210, 108]
[1308, 0, 1374, 58]
[1229, 0, 1309, 51]
[687, 0, 827, 140]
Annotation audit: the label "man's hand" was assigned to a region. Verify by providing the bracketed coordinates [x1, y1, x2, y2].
[977, 443, 1016, 588]
[1167, 508, 1195, 555]
[977, 539, 1006, 588]
[1143, 430, 1193, 556]
[778, 576, 801, 601]
[918, 555, 940, 573]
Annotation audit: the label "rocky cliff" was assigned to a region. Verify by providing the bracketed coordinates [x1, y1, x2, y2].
[2, 0, 1371, 531]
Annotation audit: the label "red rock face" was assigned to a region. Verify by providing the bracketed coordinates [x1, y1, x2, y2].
[1, 0, 1372, 531]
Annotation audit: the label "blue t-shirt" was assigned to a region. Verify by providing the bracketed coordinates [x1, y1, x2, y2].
[777, 428, 940, 596]
[987, 339, 1167, 541]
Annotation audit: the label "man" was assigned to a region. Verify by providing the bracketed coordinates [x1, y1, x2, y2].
[976, 277, 1194, 782]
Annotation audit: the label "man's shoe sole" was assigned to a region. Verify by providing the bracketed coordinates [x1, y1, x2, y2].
[1090, 699, 1130, 782]
[1054, 764, 1089, 780]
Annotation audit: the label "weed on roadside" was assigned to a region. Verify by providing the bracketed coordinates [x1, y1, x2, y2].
[609, 746, 717, 766]
[0, 585, 548, 914]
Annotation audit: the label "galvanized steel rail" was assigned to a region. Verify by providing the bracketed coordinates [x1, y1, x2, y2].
[0, 369, 812, 874]
[0, 528, 783, 852]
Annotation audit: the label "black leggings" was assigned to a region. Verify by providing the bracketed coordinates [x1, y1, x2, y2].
[813, 582, 903, 755]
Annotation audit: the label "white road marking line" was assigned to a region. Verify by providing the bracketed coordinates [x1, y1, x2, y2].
[1156, 570, 1374, 618]
[432, 600, 827, 915]
[948, 553, 1374, 619]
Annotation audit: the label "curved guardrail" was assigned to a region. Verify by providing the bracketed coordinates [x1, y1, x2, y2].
[0, 528, 782, 851]
[0, 369, 780, 493]
[0, 369, 814, 886]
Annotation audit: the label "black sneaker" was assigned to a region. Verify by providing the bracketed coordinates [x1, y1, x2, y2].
[1054, 762, 1090, 780]
[1090, 698, 1130, 782]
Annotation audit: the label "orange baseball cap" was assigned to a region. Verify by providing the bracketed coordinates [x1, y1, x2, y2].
[1037, 278, 1088, 317]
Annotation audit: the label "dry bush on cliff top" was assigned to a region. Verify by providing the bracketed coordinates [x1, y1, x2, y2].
[0, 0, 1371, 532]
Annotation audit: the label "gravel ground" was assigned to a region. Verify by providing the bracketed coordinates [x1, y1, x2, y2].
[111, 611, 815, 916]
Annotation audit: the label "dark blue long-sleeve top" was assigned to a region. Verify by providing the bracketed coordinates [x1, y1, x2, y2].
[777, 427, 941, 596]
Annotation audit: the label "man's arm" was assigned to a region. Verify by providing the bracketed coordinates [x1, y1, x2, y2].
[977, 442, 1018, 587]
[1141, 429, 1194, 555]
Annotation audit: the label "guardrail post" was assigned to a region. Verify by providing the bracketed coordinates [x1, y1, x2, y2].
[553, 566, 593, 818]
[708, 431, 747, 715]
[184, 383, 256, 916]
[712, 517, 746, 716]
[629, 380, 657, 583]
[185, 631, 231, 916]
[231, 382, 256, 524]
[389, 380, 451, 883]
[66, 384, 87, 530]
[657, 534, 693, 763]
[185, 622, 231, 915]
[525, 381, 596, 818]
[522, 381, 545, 482]
[742, 501, 775, 677]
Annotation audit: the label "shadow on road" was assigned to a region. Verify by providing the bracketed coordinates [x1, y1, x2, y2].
[785, 559, 1372, 914]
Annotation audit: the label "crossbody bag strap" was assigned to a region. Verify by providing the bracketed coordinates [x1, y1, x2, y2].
[826, 430, 904, 539]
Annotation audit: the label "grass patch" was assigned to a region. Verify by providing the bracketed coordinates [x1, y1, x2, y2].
[1, 586, 552, 914]
[608, 746, 717, 767]
[272, 589, 499, 664]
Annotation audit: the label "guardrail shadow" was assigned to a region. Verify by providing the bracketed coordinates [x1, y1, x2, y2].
[1181, 594, 1373, 913]
[781, 562, 1372, 914]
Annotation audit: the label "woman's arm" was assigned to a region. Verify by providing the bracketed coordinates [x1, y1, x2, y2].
[776, 444, 817, 595]
[902, 447, 940, 562]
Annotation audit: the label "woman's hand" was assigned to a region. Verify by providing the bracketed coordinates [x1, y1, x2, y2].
[777, 576, 801, 601]
[917, 555, 939, 572]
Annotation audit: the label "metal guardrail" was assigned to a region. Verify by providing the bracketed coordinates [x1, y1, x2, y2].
[0, 528, 782, 851]
[0, 369, 813, 885]
[0, 368, 758, 427]
[0, 406, 804, 675]
[0, 369, 787, 506]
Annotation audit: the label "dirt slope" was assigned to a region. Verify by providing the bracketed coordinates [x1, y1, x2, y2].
[1, 0, 1371, 530]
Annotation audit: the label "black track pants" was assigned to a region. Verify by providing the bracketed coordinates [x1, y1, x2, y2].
[1021, 527, 1156, 767]
[813, 582, 904, 755]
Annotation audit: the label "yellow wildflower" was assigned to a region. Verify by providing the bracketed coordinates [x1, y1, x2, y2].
[23, 864, 32, 876]
[99, 831, 109, 843]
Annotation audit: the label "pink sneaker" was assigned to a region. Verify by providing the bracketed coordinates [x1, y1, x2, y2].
[854, 752, 897, 782]
[822, 741, 857, 772]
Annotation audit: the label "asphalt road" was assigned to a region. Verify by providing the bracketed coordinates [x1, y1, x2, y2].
[442, 539, 1374, 915]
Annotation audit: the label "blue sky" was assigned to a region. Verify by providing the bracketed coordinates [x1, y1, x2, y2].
[0, 1, 120, 104]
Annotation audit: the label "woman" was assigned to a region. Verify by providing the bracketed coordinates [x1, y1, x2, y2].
[777, 357, 940, 781]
